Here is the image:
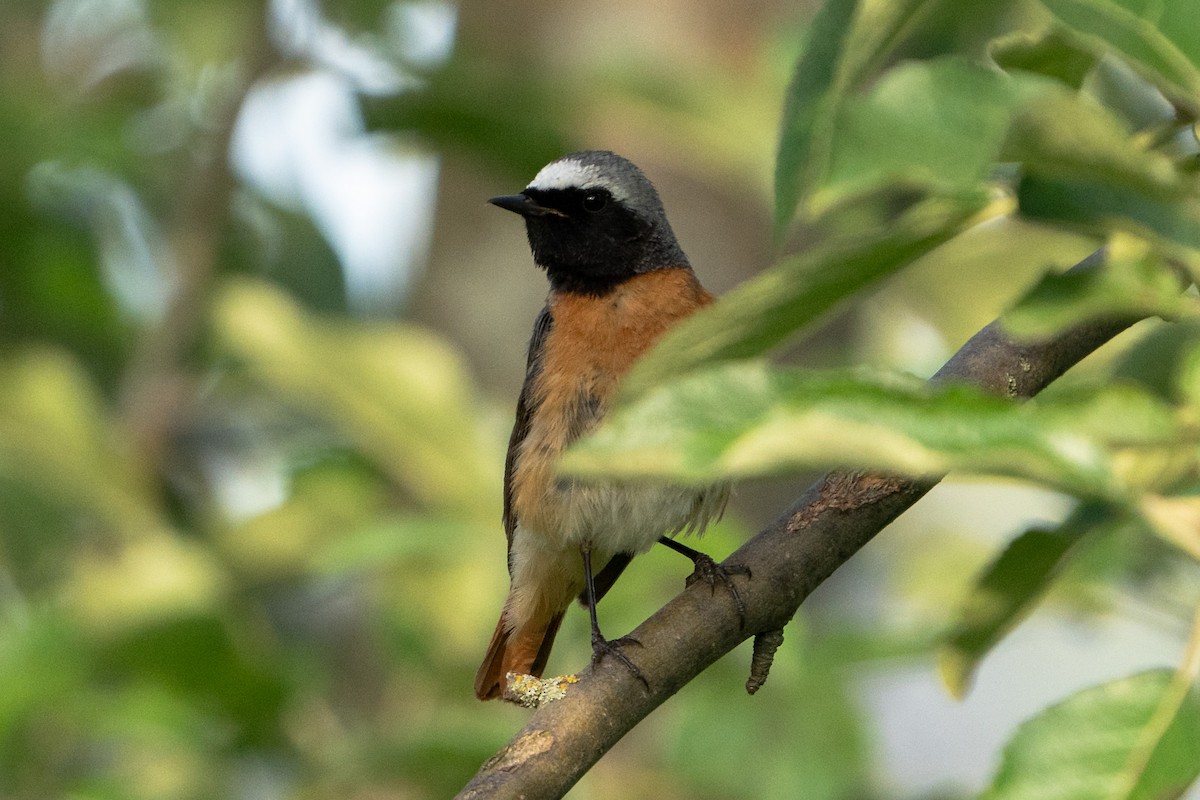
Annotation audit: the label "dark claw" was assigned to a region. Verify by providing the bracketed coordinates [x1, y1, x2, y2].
[590, 633, 649, 690]
[684, 554, 752, 628]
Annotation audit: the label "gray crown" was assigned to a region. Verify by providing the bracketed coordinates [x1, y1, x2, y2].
[526, 150, 670, 225]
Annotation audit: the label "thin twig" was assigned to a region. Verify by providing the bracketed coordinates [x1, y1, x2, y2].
[119, 3, 277, 472]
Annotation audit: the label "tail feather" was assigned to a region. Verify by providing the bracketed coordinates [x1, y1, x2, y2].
[474, 610, 565, 701]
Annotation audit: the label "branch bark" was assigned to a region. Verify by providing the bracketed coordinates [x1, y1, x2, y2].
[458, 249, 1139, 800]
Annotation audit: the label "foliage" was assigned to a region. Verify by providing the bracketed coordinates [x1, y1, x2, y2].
[0, 2, 874, 798]
[565, 0, 1200, 797]
[983, 667, 1200, 800]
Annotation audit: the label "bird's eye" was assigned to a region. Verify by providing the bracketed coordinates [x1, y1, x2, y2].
[581, 192, 607, 213]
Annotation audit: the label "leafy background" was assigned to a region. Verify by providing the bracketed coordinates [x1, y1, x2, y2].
[0, 1, 1198, 799]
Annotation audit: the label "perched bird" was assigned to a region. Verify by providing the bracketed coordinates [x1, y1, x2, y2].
[475, 150, 743, 702]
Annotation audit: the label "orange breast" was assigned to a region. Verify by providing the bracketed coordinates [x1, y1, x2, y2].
[510, 267, 712, 538]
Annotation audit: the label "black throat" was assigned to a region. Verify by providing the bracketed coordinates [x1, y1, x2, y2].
[543, 266, 648, 297]
[522, 190, 689, 297]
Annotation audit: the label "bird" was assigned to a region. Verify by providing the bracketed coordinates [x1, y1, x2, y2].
[474, 150, 745, 702]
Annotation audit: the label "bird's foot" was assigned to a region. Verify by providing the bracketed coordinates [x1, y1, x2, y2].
[684, 554, 752, 628]
[590, 632, 648, 690]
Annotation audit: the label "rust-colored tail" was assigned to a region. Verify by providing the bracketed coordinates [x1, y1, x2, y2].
[474, 610, 565, 701]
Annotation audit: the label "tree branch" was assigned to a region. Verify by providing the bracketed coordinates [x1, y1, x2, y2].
[118, 3, 276, 472]
[458, 249, 1140, 800]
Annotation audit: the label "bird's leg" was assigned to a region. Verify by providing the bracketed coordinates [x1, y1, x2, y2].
[657, 536, 751, 628]
[580, 542, 648, 690]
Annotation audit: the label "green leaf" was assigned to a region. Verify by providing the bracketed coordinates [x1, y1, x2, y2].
[213, 279, 499, 514]
[1138, 494, 1200, 561]
[817, 57, 1044, 208]
[774, 0, 861, 234]
[1088, 54, 1182, 132]
[64, 536, 228, 636]
[939, 508, 1103, 699]
[1175, 328, 1200, 405]
[1147, 0, 1200, 71]
[1004, 93, 1200, 254]
[1104, 0, 1200, 73]
[360, 51, 572, 182]
[1003, 234, 1192, 338]
[991, 27, 1100, 88]
[776, 0, 1028, 230]
[1005, 92, 1184, 192]
[224, 198, 348, 314]
[99, 614, 290, 747]
[0, 611, 86, 738]
[311, 514, 483, 574]
[567, 363, 1178, 499]
[218, 459, 393, 579]
[1040, 0, 1200, 116]
[622, 189, 990, 398]
[1017, 175, 1200, 256]
[0, 349, 165, 537]
[982, 668, 1200, 800]
[320, 0, 391, 31]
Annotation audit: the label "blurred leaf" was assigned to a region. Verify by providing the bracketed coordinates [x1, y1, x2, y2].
[1003, 233, 1192, 338]
[320, 0, 392, 31]
[64, 537, 228, 637]
[1006, 92, 1184, 192]
[1040, 0, 1200, 116]
[220, 458, 392, 579]
[982, 668, 1200, 800]
[818, 57, 1045, 208]
[622, 189, 990, 398]
[776, 0, 1021, 231]
[1050, 513, 1181, 613]
[1088, 54, 1183, 133]
[841, 0, 1020, 76]
[1137, 0, 1200, 69]
[1138, 495, 1200, 560]
[75, 684, 224, 799]
[774, 0, 860, 233]
[146, 1, 262, 68]
[1174, 325, 1200, 405]
[360, 54, 572, 181]
[939, 507, 1104, 699]
[567, 363, 1178, 499]
[0, 611, 91, 795]
[1106, 0, 1200, 72]
[313, 513, 481, 574]
[0, 348, 165, 537]
[0, 478, 85, 594]
[0, 611, 85, 746]
[213, 279, 498, 513]
[99, 614, 290, 748]
[1005, 93, 1200, 255]
[1017, 174, 1200, 258]
[1108, 319, 1200, 401]
[4, 147, 128, 385]
[40, 0, 166, 109]
[991, 27, 1099, 88]
[223, 196, 348, 314]
[672, 626, 870, 800]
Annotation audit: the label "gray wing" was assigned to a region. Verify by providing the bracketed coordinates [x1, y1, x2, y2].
[503, 305, 553, 575]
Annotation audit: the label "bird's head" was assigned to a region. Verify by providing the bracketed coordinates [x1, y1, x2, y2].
[489, 150, 688, 295]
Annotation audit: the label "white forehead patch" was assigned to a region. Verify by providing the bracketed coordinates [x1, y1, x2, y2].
[526, 159, 628, 201]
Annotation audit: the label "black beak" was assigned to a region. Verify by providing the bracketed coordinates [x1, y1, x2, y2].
[488, 194, 566, 218]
